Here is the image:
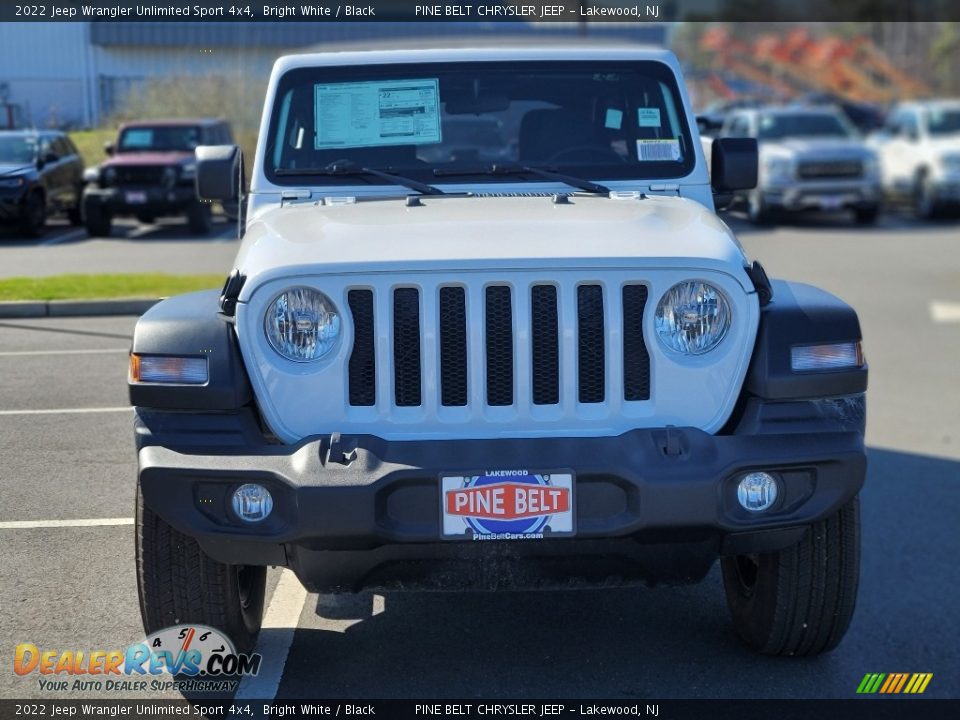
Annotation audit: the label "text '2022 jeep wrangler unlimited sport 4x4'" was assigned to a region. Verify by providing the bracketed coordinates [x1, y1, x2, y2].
[129, 48, 867, 657]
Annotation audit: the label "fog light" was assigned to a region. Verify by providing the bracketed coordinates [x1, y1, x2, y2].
[791, 342, 863, 372]
[231, 484, 273, 523]
[737, 472, 779, 512]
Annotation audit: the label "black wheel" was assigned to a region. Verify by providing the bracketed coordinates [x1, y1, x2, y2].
[136, 484, 265, 653]
[913, 170, 939, 220]
[187, 201, 213, 235]
[747, 192, 776, 226]
[721, 496, 860, 656]
[20, 192, 46, 238]
[83, 203, 112, 237]
[853, 205, 880, 225]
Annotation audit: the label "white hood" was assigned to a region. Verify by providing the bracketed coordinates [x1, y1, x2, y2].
[235, 194, 751, 300]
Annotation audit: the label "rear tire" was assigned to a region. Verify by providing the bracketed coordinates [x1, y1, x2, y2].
[721, 496, 860, 656]
[135, 484, 266, 653]
[83, 203, 112, 237]
[187, 201, 213, 235]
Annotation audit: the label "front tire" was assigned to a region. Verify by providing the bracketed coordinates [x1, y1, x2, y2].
[721, 496, 860, 656]
[187, 201, 213, 235]
[747, 192, 776, 226]
[135, 484, 266, 653]
[20, 192, 46, 238]
[83, 203, 112, 237]
[854, 204, 880, 225]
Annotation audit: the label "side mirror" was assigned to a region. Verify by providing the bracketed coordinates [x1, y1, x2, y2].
[104, 142, 115, 156]
[196, 144, 242, 201]
[711, 137, 758, 193]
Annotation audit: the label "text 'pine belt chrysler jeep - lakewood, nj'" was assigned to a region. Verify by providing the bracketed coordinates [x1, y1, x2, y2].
[129, 48, 868, 657]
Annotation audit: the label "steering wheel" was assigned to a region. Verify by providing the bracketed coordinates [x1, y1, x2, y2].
[546, 145, 627, 164]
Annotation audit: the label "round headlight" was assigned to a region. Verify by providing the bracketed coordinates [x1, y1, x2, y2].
[655, 281, 731, 355]
[265, 287, 341, 362]
[101, 166, 117, 186]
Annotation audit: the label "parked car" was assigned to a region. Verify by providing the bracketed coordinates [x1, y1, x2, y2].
[721, 106, 882, 224]
[81, 118, 233, 236]
[0, 130, 84, 236]
[129, 47, 867, 658]
[868, 99, 960, 219]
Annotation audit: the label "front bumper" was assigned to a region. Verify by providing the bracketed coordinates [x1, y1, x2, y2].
[83, 185, 195, 216]
[0, 193, 27, 223]
[761, 180, 881, 212]
[137, 399, 866, 592]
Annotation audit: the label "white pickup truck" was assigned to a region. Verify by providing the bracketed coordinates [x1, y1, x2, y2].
[868, 99, 960, 219]
[128, 47, 868, 657]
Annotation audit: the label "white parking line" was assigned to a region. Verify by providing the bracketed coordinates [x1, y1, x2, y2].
[42, 229, 87, 246]
[930, 301, 960, 324]
[0, 517, 134, 529]
[234, 569, 308, 701]
[0, 348, 128, 357]
[0, 407, 132, 416]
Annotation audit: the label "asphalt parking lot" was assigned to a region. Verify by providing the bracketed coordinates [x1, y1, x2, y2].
[0, 211, 958, 701]
[0, 217, 238, 278]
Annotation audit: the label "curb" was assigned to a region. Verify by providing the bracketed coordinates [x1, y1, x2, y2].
[0, 298, 160, 319]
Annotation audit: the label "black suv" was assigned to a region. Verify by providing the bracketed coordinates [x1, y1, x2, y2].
[0, 131, 85, 237]
[82, 119, 234, 237]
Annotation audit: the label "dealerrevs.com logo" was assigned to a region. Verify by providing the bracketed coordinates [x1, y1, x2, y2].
[14, 625, 261, 694]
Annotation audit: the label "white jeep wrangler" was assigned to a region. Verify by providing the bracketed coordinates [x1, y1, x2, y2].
[129, 47, 867, 657]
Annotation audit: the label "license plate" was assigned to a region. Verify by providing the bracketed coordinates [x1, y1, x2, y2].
[125, 191, 148, 204]
[819, 195, 844, 210]
[441, 470, 575, 540]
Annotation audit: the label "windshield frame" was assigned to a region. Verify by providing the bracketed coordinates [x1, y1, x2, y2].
[262, 60, 697, 188]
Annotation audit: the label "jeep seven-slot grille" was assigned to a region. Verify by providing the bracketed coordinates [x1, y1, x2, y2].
[346, 283, 651, 409]
[113, 166, 165, 186]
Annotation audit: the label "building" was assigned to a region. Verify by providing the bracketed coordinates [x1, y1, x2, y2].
[0, 19, 669, 130]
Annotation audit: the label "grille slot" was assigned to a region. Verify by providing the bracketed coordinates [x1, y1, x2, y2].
[485, 285, 514, 406]
[531, 285, 559, 405]
[347, 290, 376, 406]
[439, 286, 468, 407]
[577, 285, 605, 403]
[797, 160, 863, 180]
[622, 285, 651, 401]
[393, 288, 422, 407]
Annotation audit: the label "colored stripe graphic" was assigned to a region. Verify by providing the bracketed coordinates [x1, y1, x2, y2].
[857, 673, 933, 694]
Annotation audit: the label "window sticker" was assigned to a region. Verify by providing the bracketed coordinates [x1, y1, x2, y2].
[636, 139, 681, 162]
[637, 108, 662, 127]
[604, 108, 623, 130]
[314, 79, 442, 149]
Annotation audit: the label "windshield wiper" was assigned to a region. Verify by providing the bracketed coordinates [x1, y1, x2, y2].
[433, 164, 610, 195]
[275, 160, 445, 196]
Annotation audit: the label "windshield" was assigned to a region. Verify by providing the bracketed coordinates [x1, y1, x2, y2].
[265, 60, 695, 186]
[0, 135, 37, 164]
[927, 108, 960, 137]
[758, 113, 854, 141]
[118, 125, 201, 152]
